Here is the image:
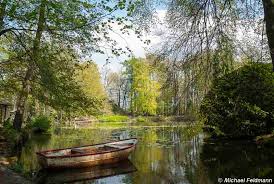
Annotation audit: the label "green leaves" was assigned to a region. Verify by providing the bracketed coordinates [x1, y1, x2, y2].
[75, 61, 107, 115]
[124, 58, 160, 115]
[30, 115, 52, 133]
[200, 63, 274, 138]
[0, 0, 145, 122]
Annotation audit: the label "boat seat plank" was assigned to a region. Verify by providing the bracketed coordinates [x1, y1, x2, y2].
[105, 144, 126, 149]
[71, 146, 117, 154]
[71, 148, 85, 154]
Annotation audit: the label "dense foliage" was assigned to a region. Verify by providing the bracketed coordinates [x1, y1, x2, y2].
[75, 61, 108, 115]
[31, 115, 52, 133]
[137, 0, 274, 70]
[106, 51, 235, 117]
[125, 58, 160, 115]
[200, 63, 274, 138]
[0, 0, 142, 130]
[2, 119, 20, 143]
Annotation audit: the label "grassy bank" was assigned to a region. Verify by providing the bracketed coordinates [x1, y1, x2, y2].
[96, 115, 196, 123]
[97, 115, 130, 122]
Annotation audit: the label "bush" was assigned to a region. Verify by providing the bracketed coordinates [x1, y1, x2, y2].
[31, 115, 52, 133]
[2, 119, 20, 143]
[200, 63, 274, 138]
[97, 115, 129, 122]
[9, 162, 24, 174]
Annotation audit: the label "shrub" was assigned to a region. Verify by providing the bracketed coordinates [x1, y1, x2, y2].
[2, 119, 20, 143]
[31, 115, 52, 133]
[200, 63, 274, 138]
[97, 115, 129, 122]
[9, 162, 24, 174]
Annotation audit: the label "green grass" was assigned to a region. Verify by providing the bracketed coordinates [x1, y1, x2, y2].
[94, 121, 130, 128]
[97, 115, 129, 122]
[136, 116, 147, 123]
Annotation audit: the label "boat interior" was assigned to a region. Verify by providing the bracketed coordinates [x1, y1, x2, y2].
[42, 139, 137, 157]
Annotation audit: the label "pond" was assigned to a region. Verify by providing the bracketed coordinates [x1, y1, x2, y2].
[11, 122, 274, 183]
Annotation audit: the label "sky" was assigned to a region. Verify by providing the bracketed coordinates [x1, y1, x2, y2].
[91, 10, 167, 72]
[90, 7, 267, 74]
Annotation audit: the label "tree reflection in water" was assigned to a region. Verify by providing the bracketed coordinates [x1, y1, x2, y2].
[200, 140, 274, 183]
[13, 123, 274, 184]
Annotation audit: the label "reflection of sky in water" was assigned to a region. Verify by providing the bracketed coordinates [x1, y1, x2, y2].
[15, 122, 274, 184]
[93, 174, 129, 184]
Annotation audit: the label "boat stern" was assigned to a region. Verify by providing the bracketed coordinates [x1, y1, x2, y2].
[36, 153, 49, 168]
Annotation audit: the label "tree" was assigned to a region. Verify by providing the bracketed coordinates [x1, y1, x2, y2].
[200, 63, 274, 138]
[133, 0, 273, 116]
[105, 71, 126, 108]
[76, 62, 106, 99]
[149, 38, 236, 116]
[136, 0, 274, 70]
[32, 45, 98, 115]
[75, 61, 107, 114]
[0, 0, 142, 130]
[262, 0, 274, 71]
[124, 58, 160, 115]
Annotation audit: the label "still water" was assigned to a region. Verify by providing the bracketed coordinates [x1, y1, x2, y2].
[13, 122, 274, 184]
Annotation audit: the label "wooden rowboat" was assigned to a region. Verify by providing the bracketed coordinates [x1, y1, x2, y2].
[36, 138, 137, 169]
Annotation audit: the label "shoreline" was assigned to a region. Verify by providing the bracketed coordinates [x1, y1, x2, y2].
[0, 165, 32, 184]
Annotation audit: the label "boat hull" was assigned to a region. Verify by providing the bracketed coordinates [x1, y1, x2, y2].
[37, 139, 137, 169]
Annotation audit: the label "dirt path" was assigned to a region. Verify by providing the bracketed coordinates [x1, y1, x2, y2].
[0, 136, 31, 184]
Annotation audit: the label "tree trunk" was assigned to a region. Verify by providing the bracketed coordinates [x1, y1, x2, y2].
[13, 68, 33, 130]
[118, 88, 121, 108]
[262, 0, 274, 71]
[0, 0, 7, 30]
[13, 0, 46, 130]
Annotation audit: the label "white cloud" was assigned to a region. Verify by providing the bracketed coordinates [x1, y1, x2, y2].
[91, 10, 167, 72]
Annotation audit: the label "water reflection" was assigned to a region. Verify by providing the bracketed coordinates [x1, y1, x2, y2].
[200, 140, 274, 183]
[130, 129, 204, 184]
[35, 159, 137, 184]
[13, 123, 274, 184]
